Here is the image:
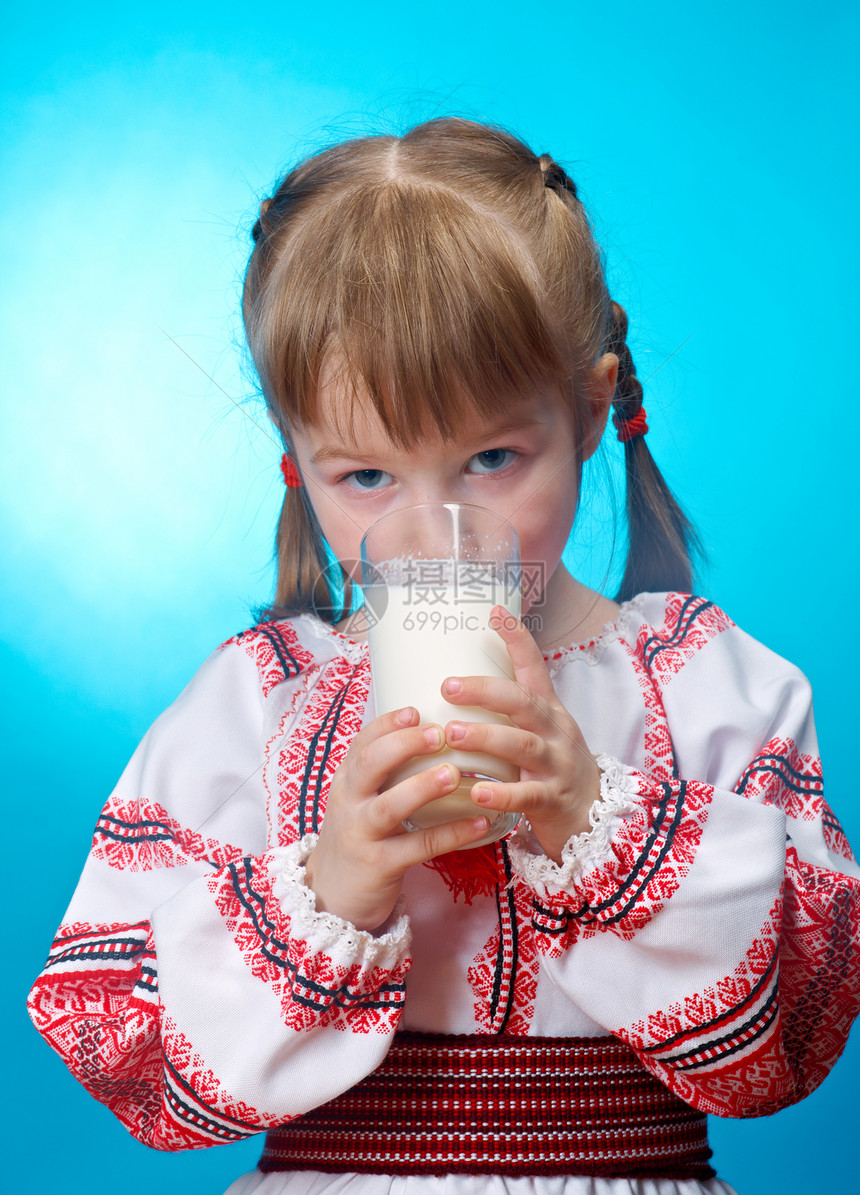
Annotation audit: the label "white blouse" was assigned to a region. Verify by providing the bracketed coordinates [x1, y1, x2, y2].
[27, 593, 860, 1195]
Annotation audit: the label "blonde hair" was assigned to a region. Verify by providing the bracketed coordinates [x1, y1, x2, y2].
[243, 117, 697, 619]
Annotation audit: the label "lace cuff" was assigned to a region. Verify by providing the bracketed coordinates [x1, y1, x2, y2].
[508, 754, 643, 901]
[268, 834, 411, 975]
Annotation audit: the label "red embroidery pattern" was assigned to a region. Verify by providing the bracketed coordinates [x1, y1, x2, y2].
[28, 915, 280, 1148]
[776, 849, 860, 1104]
[625, 642, 675, 780]
[735, 736, 854, 863]
[263, 667, 323, 849]
[532, 779, 712, 941]
[28, 921, 155, 1027]
[622, 846, 860, 1116]
[219, 621, 315, 698]
[271, 653, 371, 844]
[637, 595, 734, 688]
[736, 736, 823, 815]
[156, 1019, 280, 1148]
[208, 856, 408, 1035]
[622, 890, 783, 1116]
[623, 595, 732, 781]
[27, 919, 173, 1144]
[822, 801, 856, 863]
[92, 797, 245, 872]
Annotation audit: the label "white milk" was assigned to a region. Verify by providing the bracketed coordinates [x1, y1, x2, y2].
[366, 574, 521, 843]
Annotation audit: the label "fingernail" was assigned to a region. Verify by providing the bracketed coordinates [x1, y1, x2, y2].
[445, 677, 462, 694]
[448, 721, 466, 742]
[397, 706, 417, 725]
[424, 726, 442, 747]
[472, 817, 489, 833]
[436, 765, 454, 786]
[472, 785, 491, 804]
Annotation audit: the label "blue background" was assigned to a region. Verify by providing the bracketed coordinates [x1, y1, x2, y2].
[3, 3, 858, 1192]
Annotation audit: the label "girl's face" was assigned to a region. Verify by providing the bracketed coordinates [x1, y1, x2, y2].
[288, 358, 616, 631]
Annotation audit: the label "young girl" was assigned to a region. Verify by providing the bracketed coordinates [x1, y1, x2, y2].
[28, 117, 860, 1195]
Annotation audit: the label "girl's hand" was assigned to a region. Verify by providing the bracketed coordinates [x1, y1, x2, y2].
[303, 707, 490, 932]
[442, 606, 601, 863]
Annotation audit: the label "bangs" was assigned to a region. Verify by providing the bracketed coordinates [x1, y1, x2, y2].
[251, 180, 571, 444]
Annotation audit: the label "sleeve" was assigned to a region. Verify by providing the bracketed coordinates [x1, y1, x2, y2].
[509, 604, 860, 1119]
[27, 635, 411, 1151]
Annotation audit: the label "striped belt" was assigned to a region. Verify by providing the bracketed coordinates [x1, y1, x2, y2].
[259, 1032, 715, 1180]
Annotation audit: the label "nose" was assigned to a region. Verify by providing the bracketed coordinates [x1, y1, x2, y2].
[409, 459, 478, 506]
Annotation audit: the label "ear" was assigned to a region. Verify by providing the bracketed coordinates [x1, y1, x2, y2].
[582, 353, 619, 462]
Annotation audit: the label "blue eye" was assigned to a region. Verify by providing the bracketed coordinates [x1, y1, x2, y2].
[468, 449, 516, 474]
[345, 468, 392, 491]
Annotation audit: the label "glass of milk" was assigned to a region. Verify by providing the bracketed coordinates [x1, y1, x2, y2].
[361, 502, 521, 847]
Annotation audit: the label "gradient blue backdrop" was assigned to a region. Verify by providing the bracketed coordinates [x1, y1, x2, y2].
[4, 3, 858, 1192]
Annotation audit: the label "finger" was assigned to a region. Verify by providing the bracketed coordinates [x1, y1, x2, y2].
[445, 719, 547, 769]
[365, 705, 420, 738]
[441, 673, 554, 735]
[368, 758, 462, 833]
[489, 605, 558, 702]
[347, 705, 419, 755]
[409, 816, 495, 863]
[469, 777, 553, 816]
[352, 721, 447, 797]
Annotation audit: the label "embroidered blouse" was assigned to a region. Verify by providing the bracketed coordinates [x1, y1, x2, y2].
[27, 593, 860, 1194]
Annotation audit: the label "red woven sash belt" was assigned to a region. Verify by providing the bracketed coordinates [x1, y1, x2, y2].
[259, 1032, 715, 1179]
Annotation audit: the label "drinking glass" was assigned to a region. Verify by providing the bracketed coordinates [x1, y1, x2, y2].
[361, 502, 521, 847]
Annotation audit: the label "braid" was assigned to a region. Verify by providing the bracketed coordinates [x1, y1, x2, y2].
[538, 153, 579, 201]
[606, 302, 701, 601]
[260, 482, 352, 623]
[251, 196, 273, 244]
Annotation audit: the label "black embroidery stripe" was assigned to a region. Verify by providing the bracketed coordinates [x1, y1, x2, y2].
[46, 945, 146, 968]
[531, 918, 569, 937]
[673, 998, 780, 1071]
[298, 671, 358, 837]
[735, 755, 823, 796]
[298, 686, 343, 837]
[164, 1075, 255, 1140]
[741, 752, 823, 786]
[310, 667, 358, 833]
[489, 843, 518, 1034]
[640, 953, 778, 1055]
[593, 787, 684, 927]
[163, 1052, 264, 1134]
[531, 897, 570, 937]
[94, 826, 175, 845]
[641, 597, 715, 671]
[656, 980, 779, 1067]
[736, 765, 823, 798]
[577, 783, 683, 927]
[98, 814, 176, 832]
[259, 624, 303, 678]
[227, 861, 405, 1009]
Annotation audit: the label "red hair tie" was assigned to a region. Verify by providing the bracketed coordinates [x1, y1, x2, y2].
[613, 407, 649, 444]
[280, 452, 303, 487]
